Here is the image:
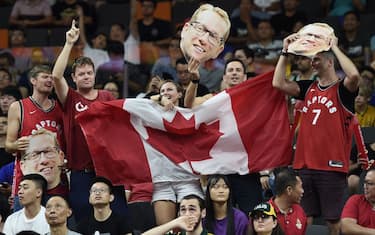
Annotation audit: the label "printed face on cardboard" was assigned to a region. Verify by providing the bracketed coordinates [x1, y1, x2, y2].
[180, 8, 228, 63]
[288, 23, 335, 57]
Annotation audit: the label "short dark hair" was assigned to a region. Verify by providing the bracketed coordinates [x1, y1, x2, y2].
[181, 194, 205, 210]
[141, 0, 157, 7]
[224, 58, 246, 75]
[21, 174, 47, 195]
[111, 22, 126, 32]
[234, 47, 254, 59]
[28, 65, 51, 81]
[91, 176, 113, 194]
[107, 40, 125, 56]
[16, 231, 41, 235]
[176, 57, 188, 66]
[46, 195, 71, 208]
[1, 85, 22, 100]
[71, 56, 95, 74]
[0, 68, 12, 80]
[343, 10, 360, 21]
[274, 167, 299, 196]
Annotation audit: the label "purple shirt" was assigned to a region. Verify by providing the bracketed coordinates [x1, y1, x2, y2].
[211, 208, 249, 235]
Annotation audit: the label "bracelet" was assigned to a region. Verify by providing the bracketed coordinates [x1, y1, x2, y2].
[191, 79, 199, 84]
[259, 175, 270, 178]
[280, 50, 288, 57]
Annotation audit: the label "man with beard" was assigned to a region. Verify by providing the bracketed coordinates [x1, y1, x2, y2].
[143, 194, 207, 235]
[5, 65, 63, 212]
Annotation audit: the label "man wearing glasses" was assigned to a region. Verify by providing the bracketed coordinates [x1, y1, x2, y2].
[341, 169, 375, 234]
[180, 3, 231, 63]
[20, 128, 68, 200]
[76, 176, 132, 235]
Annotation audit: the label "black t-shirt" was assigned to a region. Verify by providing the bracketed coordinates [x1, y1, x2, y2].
[137, 18, 172, 42]
[77, 211, 132, 235]
[295, 79, 357, 113]
[271, 11, 307, 38]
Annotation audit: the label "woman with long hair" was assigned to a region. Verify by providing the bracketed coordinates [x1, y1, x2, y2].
[151, 80, 204, 225]
[205, 174, 248, 235]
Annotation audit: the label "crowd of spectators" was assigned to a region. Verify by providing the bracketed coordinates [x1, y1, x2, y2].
[0, 0, 375, 234]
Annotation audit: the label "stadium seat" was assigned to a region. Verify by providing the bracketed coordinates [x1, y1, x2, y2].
[24, 28, 49, 47]
[0, 6, 12, 28]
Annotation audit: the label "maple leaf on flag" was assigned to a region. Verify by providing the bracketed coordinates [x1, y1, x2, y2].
[163, 111, 196, 135]
[146, 112, 223, 165]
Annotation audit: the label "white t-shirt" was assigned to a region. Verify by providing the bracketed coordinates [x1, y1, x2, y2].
[83, 44, 110, 72]
[2, 206, 50, 235]
[124, 33, 140, 65]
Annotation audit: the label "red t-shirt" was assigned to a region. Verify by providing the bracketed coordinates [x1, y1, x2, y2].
[269, 198, 307, 235]
[341, 194, 375, 229]
[62, 88, 114, 170]
[13, 97, 64, 195]
[294, 81, 354, 173]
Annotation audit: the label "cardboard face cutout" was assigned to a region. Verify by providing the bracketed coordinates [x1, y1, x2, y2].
[180, 4, 229, 63]
[288, 23, 336, 57]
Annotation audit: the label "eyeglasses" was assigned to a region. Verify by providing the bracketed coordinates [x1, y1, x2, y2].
[23, 147, 59, 162]
[189, 21, 224, 46]
[364, 181, 375, 187]
[90, 188, 109, 194]
[252, 213, 272, 221]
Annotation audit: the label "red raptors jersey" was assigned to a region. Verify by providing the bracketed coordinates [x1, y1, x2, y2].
[293, 81, 354, 173]
[13, 97, 63, 195]
[62, 88, 114, 170]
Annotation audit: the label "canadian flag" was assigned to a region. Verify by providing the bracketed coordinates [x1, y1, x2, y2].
[76, 71, 292, 186]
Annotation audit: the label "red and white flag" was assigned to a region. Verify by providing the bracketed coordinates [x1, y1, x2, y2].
[76, 71, 292, 186]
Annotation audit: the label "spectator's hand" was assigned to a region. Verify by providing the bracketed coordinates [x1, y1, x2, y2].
[188, 58, 200, 82]
[16, 136, 29, 151]
[66, 20, 80, 45]
[283, 33, 299, 52]
[260, 175, 270, 190]
[175, 215, 199, 232]
[160, 96, 175, 111]
[147, 76, 162, 93]
[329, 36, 338, 48]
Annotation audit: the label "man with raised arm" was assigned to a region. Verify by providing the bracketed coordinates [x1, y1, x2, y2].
[272, 23, 360, 235]
[52, 20, 114, 223]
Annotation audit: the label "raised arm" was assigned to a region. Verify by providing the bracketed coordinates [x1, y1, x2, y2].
[129, 0, 139, 40]
[341, 218, 375, 235]
[272, 33, 301, 97]
[331, 38, 360, 93]
[184, 58, 213, 108]
[52, 20, 80, 106]
[5, 102, 28, 153]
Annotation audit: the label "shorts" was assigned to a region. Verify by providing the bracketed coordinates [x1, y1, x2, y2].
[298, 169, 347, 221]
[152, 180, 204, 203]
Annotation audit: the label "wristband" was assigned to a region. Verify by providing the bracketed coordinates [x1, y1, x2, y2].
[260, 175, 270, 178]
[191, 79, 199, 84]
[280, 50, 288, 57]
